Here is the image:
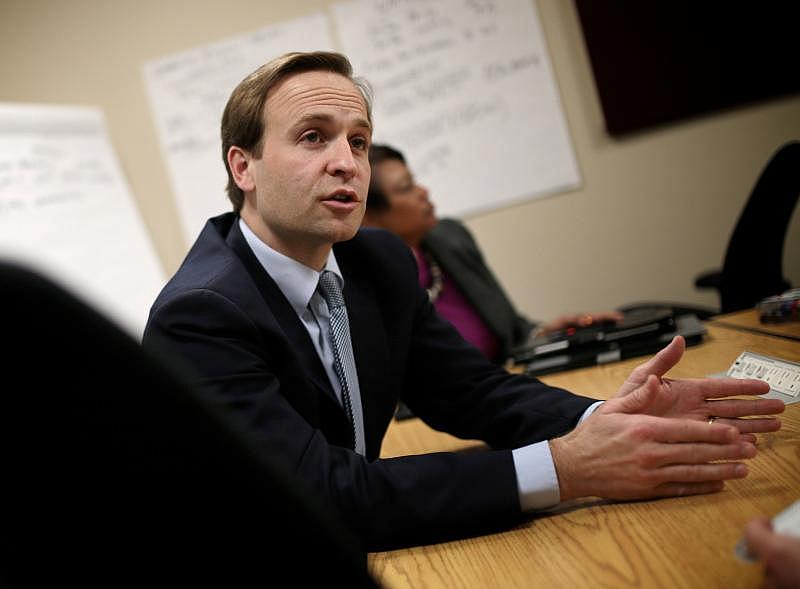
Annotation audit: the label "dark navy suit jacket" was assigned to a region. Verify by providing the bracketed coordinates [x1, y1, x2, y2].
[143, 213, 596, 550]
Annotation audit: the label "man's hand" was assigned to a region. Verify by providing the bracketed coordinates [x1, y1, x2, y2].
[615, 336, 783, 439]
[549, 339, 784, 502]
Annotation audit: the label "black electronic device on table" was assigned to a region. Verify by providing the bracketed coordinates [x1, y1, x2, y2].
[521, 311, 706, 377]
[511, 307, 676, 365]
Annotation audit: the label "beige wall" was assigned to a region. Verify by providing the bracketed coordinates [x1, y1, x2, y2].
[2, 0, 798, 322]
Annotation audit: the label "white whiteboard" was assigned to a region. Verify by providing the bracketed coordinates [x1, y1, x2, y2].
[142, 12, 336, 244]
[0, 104, 165, 338]
[333, 0, 580, 218]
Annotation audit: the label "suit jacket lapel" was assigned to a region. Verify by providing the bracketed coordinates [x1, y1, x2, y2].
[226, 220, 339, 405]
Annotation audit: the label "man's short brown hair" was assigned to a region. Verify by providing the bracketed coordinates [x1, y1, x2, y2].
[220, 51, 373, 213]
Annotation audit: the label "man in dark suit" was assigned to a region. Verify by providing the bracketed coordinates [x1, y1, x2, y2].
[143, 51, 784, 552]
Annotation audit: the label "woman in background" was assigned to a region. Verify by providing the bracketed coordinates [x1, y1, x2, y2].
[362, 143, 621, 363]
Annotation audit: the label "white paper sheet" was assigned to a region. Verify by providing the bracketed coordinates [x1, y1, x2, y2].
[142, 12, 335, 244]
[0, 104, 165, 338]
[333, 0, 580, 218]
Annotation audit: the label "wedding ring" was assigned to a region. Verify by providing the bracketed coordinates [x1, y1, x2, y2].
[708, 416, 719, 425]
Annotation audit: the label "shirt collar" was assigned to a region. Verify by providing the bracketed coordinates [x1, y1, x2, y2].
[238, 217, 343, 316]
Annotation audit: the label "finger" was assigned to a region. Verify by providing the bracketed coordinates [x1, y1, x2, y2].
[676, 377, 772, 400]
[744, 518, 775, 560]
[705, 396, 785, 417]
[649, 480, 725, 498]
[739, 433, 758, 444]
[652, 417, 739, 443]
[648, 440, 756, 466]
[655, 461, 749, 483]
[610, 374, 661, 414]
[586, 311, 625, 324]
[714, 417, 782, 434]
[630, 336, 685, 380]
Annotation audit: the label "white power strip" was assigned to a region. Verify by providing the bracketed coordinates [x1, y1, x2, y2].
[728, 352, 800, 563]
[726, 351, 800, 398]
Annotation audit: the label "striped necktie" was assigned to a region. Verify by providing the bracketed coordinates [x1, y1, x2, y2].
[317, 270, 364, 454]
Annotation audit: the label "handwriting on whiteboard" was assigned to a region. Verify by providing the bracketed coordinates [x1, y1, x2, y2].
[334, 0, 580, 217]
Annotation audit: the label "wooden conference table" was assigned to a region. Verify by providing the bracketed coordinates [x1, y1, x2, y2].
[709, 308, 800, 342]
[371, 312, 800, 588]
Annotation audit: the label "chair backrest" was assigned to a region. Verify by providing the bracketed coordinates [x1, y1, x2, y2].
[719, 140, 800, 313]
[0, 261, 376, 588]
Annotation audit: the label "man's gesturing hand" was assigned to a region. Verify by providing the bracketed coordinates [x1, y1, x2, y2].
[549, 337, 784, 502]
[616, 336, 783, 438]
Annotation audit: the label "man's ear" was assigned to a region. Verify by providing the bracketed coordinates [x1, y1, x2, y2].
[227, 146, 256, 193]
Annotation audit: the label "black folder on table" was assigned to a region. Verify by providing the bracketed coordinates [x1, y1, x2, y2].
[518, 310, 706, 377]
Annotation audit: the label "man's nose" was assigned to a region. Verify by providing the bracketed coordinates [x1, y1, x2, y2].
[327, 137, 357, 178]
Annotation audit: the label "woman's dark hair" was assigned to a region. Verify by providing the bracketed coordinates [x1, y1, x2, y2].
[367, 144, 406, 212]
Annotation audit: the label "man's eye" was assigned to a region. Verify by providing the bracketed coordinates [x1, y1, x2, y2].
[350, 136, 368, 150]
[301, 131, 322, 143]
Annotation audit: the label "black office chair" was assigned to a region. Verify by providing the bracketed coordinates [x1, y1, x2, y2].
[0, 261, 376, 588]
[620, 140, 800, 320]
[695, 140, 800, 313]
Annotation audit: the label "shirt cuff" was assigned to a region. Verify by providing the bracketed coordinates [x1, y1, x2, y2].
[579, 401, 604, 424]
[512, 441, 560, 511]
[512, 401, 604, 512]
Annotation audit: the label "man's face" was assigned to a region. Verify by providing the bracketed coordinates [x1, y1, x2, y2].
[372, 158, 437, 247]
[238, 70, 372, 268]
